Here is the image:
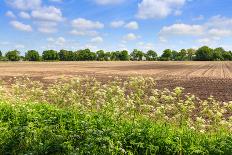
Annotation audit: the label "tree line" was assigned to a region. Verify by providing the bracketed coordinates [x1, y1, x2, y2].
[0, 46, 232, 61]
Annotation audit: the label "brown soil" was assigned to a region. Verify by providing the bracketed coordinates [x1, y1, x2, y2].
[0, 61, 232, 101]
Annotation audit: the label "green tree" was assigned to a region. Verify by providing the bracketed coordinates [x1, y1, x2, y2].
[25, 50, 40, 61]
[42, 50, 59, 61]
[110, 51, 121, 61]
[195, 46, 213, 61]
[212, 47, 224, 61]
[146, 50, 157, 61]
[179, 49, 187, 61]
[186, 48, 196, 61]
[76, 49, 96, 61]
[59, 50, 74, 61]
[119, 50, 130, 61]
[104, 52, 111, 61]
[130, 49, 144, 61]
[96, 50, 105, 61]
[5, 50, 20, 61]
[171, 50, 179, 61]
[160, 49, 172, 61]
[0, 50, 2, 57]
[222, 51, 232, 61]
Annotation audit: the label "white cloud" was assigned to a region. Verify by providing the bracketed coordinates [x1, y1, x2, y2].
[94, 0, 125, 5]
[49, 0, 63, 2]
[10, 20, 33, 32]
[192, 15, 204, 21]
[206, 15, 232, 29]
[19, 11, 31, 19]
[47, 37, 66, 46]
[90, 37, 103, 43]
[137, 42, 155, 51]
[71, 18, 104, 30]
[0, 41, 10, 45]
[70, 30, 98, 36]
[159, 24, 204, 36]
[125, 21, 139, 30]
[123, 33, 139, 41]
[5, 11, 16, 18]
[31, 6, 64, 22]
[6, 0, 41, 10]
[159, 15, 232, 46]
[137, 0, 186, 19]
[36, 21, 58, 33]
[15, 44, 25, 49]
[110, 20, 125, 28]
[38, 27, 57, 33]
[208, 29, 232, 37]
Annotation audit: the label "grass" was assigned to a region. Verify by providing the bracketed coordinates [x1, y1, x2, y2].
[0, 77, 231, 154]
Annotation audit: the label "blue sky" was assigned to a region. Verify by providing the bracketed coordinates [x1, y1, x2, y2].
[1, 0, 232, 55]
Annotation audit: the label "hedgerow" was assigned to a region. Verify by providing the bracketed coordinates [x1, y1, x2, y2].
[0, 77, 231, 154]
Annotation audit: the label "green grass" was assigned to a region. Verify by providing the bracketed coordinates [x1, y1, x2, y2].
[0, 102, 231, 155]
[0, 77, 231, 154]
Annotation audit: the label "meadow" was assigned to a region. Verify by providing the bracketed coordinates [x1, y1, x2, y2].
[0, 62, 232, 154]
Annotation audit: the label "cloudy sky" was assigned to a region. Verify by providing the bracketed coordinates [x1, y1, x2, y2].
[0, 0, 232, 54]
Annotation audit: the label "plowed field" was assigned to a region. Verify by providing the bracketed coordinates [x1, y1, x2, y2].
[0, 61, 232, 101]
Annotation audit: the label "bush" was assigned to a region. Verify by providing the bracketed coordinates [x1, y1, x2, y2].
[25, 50, 40, 61]
[0, 77, 231, 154]
[42, 50, 59, 61]
[5, 50, 20, 61]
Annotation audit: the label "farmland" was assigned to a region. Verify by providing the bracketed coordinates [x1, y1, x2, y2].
[0, 61, 232, 101]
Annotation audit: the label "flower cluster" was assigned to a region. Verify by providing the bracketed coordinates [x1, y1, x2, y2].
[2, 76, 231, 133]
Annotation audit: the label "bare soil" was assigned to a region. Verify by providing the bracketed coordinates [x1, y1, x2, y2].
[0, 61, 232, 101]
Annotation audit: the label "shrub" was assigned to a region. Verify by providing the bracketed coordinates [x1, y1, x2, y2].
[5, 50, 20, 61]
[0, 77, 231, 154]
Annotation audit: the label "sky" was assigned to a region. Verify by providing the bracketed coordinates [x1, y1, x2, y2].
[0, 0, 232, 55]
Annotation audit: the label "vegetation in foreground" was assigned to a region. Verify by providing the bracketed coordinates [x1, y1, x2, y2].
[1, 46, 232, 62]
[0, 77, 232, 154]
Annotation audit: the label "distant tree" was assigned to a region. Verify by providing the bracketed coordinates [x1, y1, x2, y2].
[59, 50, 74, 61]
[25, 50, 40, 61]
[96, 50, 105, 61]
[0, 50, 2, 57]
[171, 50, 179, 61]
[195, 46, 213, 61]
[212, 47, 224, 61]
[179, 49, 188, 61]
[130, 49, 144, 61]
[5, 50, 20, 61]
[42, 50, 59, 61]
[110, 51, 120, 61]
[119, 50, 130, 61]
[186, 48, 196, 61]
[146, 50, 157, 61]
[104, 52, 111, 61]
[76, 49, 96, 61]
[222, 51, 232, 61]
[160, 49, 172, 61]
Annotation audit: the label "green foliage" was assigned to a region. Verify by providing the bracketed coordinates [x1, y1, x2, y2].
[75, 49, 96, 61]
[212, 48, 224, 61]
[119, 50, 130, 61]
[58, 49, 74, 61]
[0, 50, 2, 57]
[130, 49, 144, 61]
[0, 77, 231, 154]
[96, 50, 105, 61]
[25, 50, 40, 61]
[222, 51, 232, 60]
[5, 50, 20, 61]
[42, 50, 59, 61]
[195, 46, 213, 61]
[146, 50, 157, 61]
[160, 49, 172, 61]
